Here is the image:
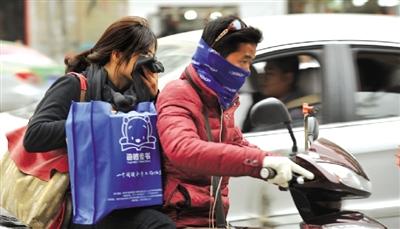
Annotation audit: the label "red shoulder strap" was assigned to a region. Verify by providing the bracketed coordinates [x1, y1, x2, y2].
[68, 72, 87, 101]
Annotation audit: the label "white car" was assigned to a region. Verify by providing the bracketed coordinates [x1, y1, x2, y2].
[156, 14, 400, 228]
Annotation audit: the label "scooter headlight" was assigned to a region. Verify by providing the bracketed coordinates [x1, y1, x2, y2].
[318, 163, 371, 193]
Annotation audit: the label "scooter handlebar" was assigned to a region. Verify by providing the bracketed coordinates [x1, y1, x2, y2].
[260, 167, 277, 179]
[261, 167, 306, 191]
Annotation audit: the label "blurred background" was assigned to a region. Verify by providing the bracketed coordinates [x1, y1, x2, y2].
[1, 0, 399, 140]
[1, 0, 399, 63]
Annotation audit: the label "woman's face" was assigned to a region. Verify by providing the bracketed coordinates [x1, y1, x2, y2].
[118, 44, 156, 81]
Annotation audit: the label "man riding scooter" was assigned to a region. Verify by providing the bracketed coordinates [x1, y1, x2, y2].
[156, 15, 314, 228]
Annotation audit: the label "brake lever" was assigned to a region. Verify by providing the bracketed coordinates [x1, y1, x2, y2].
[279, 174, 305, 191]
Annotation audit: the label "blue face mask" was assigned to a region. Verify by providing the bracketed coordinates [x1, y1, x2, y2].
[192, 39, 250, 110]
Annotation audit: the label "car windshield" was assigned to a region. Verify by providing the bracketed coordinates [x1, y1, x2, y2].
[157, 43, 196, 78]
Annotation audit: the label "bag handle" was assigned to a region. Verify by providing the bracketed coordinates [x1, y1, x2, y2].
[68, 72, 87, 102]
[184, 68, 226, 228]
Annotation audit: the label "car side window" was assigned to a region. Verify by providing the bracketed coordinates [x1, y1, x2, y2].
[354, 52, 400, 120]
[238, 54, 322, 132]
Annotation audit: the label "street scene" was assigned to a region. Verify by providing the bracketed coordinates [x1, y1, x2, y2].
[1, 0, 399, 228]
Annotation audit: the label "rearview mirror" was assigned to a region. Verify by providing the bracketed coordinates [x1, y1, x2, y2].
[250, 97, 292, 128]
[250, 97, 298, 154]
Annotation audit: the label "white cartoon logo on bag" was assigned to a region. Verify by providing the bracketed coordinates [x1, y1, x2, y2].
[119, 116, 156, 151]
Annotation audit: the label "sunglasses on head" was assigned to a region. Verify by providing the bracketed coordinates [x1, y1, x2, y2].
[211, 19, 247, 48]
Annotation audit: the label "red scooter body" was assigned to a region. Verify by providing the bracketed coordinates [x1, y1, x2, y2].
[290, 138, 386, 229]
[248, 98, 387, 229]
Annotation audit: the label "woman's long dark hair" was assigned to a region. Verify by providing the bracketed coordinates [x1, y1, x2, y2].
[64, 16, 157, 73]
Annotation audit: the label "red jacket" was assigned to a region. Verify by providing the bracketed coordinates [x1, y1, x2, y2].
[156, 65, 271, 228]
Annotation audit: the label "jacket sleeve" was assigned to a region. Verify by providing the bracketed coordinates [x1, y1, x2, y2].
[157, 82, 268, 179]
[23, 76, 81, 152]
[236, 128, 259, 149]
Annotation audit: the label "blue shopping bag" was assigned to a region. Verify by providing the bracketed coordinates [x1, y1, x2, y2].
[65, 101, 163, 225]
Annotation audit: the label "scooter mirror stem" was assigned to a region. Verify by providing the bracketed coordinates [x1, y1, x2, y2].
[304, 116, 310, 151]
[285, 122, 298, 156]
[303, 103, 315, 151]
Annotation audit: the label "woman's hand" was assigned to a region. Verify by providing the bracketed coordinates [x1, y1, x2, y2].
[141, 67, 159, 98]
